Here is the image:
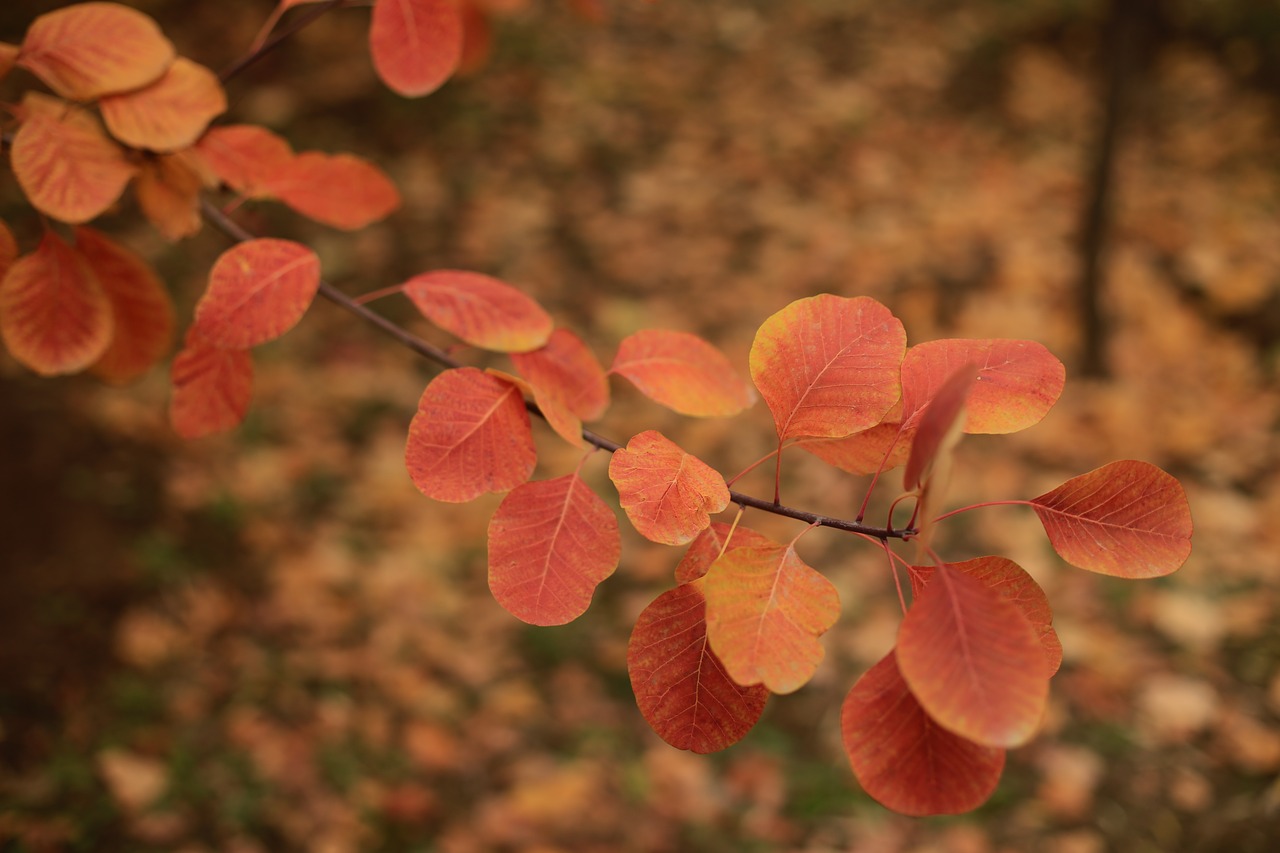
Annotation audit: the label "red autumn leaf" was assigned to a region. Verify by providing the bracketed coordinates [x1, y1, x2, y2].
[608, 430, 730, 546]
[628, 582, 769, 753]
[0, 229, 112, 376]
[703, 538, 840, 694]
[901, 338, 1065, 433]
[903, 363, 977, 491]
[11, 93, 136, 224]
[405, 367, 536, 502]
[511, 328, 610, 421]
[135, 150, 212, 241]
[169, 334, 253, 439]
[0, 220, 16, 279]
[487, 474, 621, 625]
[99, 57, 227, 153]
[487, 368, 582, 448]
[896, 563, 1049, 748]
[192, 239, 321, 349]
[403, 270, 553, 353]
[610, 330, 755, 418]
[369, 0, 464, 97]
[264, 152, 401, 230]
[750, 294, 906, 441]
[841, 650, 1006, 816]
[1030, 460, 1193, 579]
[194, 125, 294, 199]
[17, 2, 174, 101]
[74, 227, 174, 384]
[911, 557, 1062, 679]
[675, 522, 774, 584]
[796, 422, 911, 476]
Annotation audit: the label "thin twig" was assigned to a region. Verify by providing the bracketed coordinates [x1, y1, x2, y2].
[219, 0, 350, 84]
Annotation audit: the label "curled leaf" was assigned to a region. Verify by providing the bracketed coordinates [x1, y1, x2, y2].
[511, 327, 610, 422]
[608, 430, 730, 546]
[192, 239, 321, 349]
[135, 150, 211, 241]
[370, 0, 464, 97]
[100, 57, 227, 152]
[610, 329, 755, 417]
[903, 363, 977, 491]
[404, 270, 553, 353]
[796, 422, 910, 476]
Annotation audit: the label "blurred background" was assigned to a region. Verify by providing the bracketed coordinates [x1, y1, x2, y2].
[2, 0, 1280, 850]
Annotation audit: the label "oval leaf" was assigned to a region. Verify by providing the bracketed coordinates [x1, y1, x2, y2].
[18, 2, 174, 100]
[901, 338, 1065, 433]
[100, 57, 227, 152]
[487, 474, 621, 626]
[750, 294, 906, 440]
[842, 651, 1006, 817]
[911, 557, 1062, 678]
[896, 563, 1049, 748]
[610, 329, 755, 417]
[796, 422, 910, 476]
[169, 335, 253, 439]
[405, 367, 535, 502]
[370, 0, 464, 97]
[194, 125, 294, 199]
[607, 430, 730, 546]
[1030, 460, 1193, 578]
[264, 152, 401, 230]
[628, 582, 769, 753]
[675, 522, 774, 584]
[0, 229, 112, 376]
[703, 539, 840, 694]
[193, 239, 321, 349]
[511, 327, 610, 421]
[75, 227, 174, 384]
[403, 270, 552, 353]
[11, 93, 135, 224]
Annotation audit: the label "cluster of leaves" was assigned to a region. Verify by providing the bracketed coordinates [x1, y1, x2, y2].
[0, 1, 1195, 819]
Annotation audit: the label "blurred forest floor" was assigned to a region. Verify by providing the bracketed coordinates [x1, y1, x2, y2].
[3, 0, 1280, 851]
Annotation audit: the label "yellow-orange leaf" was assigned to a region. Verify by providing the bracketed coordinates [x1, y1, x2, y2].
[796, 422, 911, 476]
[405, 368, 536, 502]
[193, 239, 321, 349]
[75, 227, 174, 384]
[264, 152, 400, 230]
[487, 474, 620, 625]
[703, 538, 840, 693]
[135, 151, 210, 241]
[608, 430, 730, 546]
[0, 230, 112, 376]
[750, 294, 906, 441]
[12, 93, 135, 224]
[403, 270, 553, 353]
[194, 125, 294, 199]
[370, 0, 464, 97]
[100, 57, 227, 152]
[169, 334, 253, 439]
[610, 329, 755, 417]
[511, 328, 610, 421]
[842, 651, 1006, 816]
[17, 2, 174, 101]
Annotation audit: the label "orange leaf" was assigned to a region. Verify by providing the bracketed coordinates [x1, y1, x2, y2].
[487, 367, 582, 448]
[370, 0, 464, 97]
[169, 334, 253, 438]
[135, 150, 210, 241]
[405, 367, 536, 502]
[75, 227, 174, 384]
[796, 422, 910, 476]
[487, 474, 621, 625]
[610, 329, 755, 417]
[1030, 460, 1193, 579]
[608, 430, 730, 546]
[192, 239, 321, 349]
[901, 338, 1065, 433]
[903, 363, 977, 491]
[896, 563, 1049, 748]
[17, 2, 174, 101]
[911, 557, 1062, 678]
[703, 538, 840, 693]
[11, 93, 136, 224]
[628, 582, 769, 753]
[511, 328, 610, 421]
[99, 57, 227, 152]
[675, 522, 774, 584]
[403, 270, 553, 353]
[0, 220, 16, 280]
[194, 125, 294, 198]
[750, 294, 906, 440]
[0, 229, 112, 376]
[263, 152, 401, 230]
[842, 650, 1005, 816]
